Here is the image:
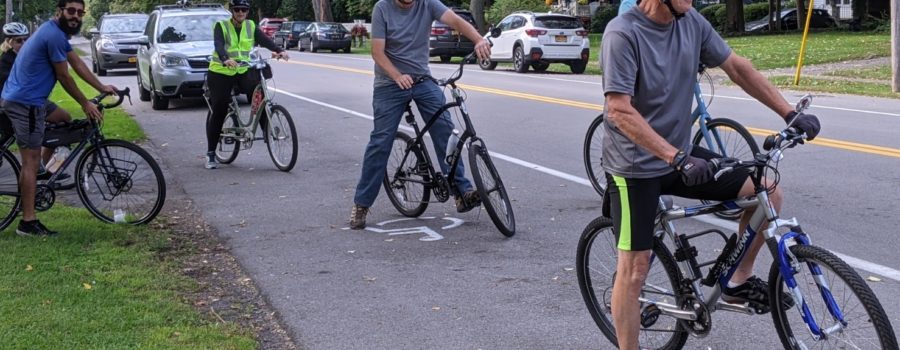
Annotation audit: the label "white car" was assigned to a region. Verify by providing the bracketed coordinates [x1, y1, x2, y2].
[479, 11, 590, 74]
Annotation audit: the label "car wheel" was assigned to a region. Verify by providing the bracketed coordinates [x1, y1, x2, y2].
[137, 73, 150, 102]
[478, 57, 497, 70]
[331, 48, 337, 53]
[282, 40, 288, 50]
[344, 46, 351, 53]
[149, 74, 169, 110]
[91, 59, 98, 73]
[570, 59, 587, 74]
[513, 46, 528, 73]
[310, 40, 318, 53]
[531, 62, 550, 72]
[440, 55, 451, 64]
[97, 63, 108, 76]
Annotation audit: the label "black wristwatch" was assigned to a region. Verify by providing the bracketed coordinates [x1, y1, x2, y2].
[671, 150, 687, 170]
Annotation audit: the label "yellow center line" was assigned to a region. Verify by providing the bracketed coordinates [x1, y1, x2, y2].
[285, 60, 900, 159]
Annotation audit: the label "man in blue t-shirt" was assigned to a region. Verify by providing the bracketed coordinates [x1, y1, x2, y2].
[600, 0, 820, 348]
[0, 0, 116, 237]
[347, 0, 491, 229]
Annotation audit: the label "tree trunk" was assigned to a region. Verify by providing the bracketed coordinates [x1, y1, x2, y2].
[470, 0, 486, 33]
[796, 0, 807, 30]
[724, 0, 745, 33]
[312, 0, 334, 22]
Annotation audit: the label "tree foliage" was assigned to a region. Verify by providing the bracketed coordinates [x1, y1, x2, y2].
[485, 0, 548, 27]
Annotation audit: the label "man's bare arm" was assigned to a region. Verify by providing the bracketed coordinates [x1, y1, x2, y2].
[606, 93, 680, 164]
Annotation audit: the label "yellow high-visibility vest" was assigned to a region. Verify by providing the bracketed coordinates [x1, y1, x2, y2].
[209, 19, 256, 76]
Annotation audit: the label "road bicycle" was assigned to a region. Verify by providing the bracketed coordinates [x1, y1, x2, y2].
[203, 51, 298, 172]
[576, 95, 897, 349]
[583, 65, 758, 219]
[382, 46, 516, 237]
[0, 88, 166, 229]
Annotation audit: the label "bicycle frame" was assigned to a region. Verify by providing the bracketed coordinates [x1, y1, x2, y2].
[691, 76, 730, 155]
[399, 81, 477, 201]
[643, 153, 847, 339]
[205, 63, 276, 148]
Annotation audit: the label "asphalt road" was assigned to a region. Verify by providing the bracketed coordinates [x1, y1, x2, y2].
[86, 46, 900, 349]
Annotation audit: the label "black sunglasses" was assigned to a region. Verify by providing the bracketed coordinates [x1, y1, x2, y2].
[12, 37, 27, 44]
[232, 7, 249, 13]
[61, 7, 86, 17]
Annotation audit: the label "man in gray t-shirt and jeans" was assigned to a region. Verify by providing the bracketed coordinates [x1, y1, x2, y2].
[600, 0, 821, 348]
[349, 0, 490, 229]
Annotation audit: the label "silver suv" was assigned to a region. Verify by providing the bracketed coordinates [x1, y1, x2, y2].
[133, 3, 230, 110]
[88, 13, 148, 76]
[479, 11, 589, 74]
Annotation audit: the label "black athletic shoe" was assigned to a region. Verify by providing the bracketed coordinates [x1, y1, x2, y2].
[455, 190, 481, 213]
[722, 275, 794, 313]
[16, 220, 59, 237]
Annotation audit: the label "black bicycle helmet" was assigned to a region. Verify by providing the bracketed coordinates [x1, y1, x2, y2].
[230, 0, 250, 8]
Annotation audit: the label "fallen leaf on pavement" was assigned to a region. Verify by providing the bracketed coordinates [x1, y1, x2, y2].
[432, 306, 441, 311]
[563, 267, 574, 271]
[867, 276, 882, 282]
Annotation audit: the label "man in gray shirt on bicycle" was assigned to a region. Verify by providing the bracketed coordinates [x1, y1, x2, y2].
[601, 0, 820, 348]
[349, 0, 490, 229]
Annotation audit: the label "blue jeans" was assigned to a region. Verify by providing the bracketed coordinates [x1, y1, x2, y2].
[354, 80, 474, 208]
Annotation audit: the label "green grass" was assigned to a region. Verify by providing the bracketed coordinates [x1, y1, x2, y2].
[0, 208, 256, 349]
[769, 75, 900, 99]
[49, 72, 145, 142]
[73, 47, 88, 57]
[725, 32, 890, 70]
[823, 64, 892, 80]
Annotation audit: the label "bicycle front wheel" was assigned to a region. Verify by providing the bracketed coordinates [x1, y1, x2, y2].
[382, 131, 430, 217]
[468, 142, 515, 237]
[583, 114, 606, 197]
[769, 244, 898, 350]
[75, 140, 166, 225]
[0, 150, 21, 231]
[213, 111, 240, 164]
[265, 105, 298, 172]
[692, 118, 759, 220]
[576, 217, 688, 350]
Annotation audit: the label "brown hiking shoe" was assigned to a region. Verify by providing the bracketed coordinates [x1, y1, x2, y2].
[455, 190, 481, 213]
[349, 204, 369, 230]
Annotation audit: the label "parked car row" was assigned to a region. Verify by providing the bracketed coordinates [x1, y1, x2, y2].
[273, 21, 353, 53]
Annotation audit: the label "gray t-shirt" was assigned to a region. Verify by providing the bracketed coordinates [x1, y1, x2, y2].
[601, 7, 731, 178]
[371, 0, 449, 86]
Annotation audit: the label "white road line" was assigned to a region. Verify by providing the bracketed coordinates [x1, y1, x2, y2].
[274, 87, 900, 283]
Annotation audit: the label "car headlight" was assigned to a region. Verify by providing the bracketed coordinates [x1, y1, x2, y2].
[159, 54, 187, 67]
[99, 38, 116, 51]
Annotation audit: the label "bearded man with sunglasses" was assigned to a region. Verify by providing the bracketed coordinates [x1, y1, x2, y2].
[0, 0, 117, 237]
[204, 0, 289, 170]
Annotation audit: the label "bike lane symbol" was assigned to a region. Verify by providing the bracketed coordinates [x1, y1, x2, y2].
[343, 217, 464, 241]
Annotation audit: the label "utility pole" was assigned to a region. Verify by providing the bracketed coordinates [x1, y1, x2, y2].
[893, 0, 899, 92]
[5, 0, 12, 24]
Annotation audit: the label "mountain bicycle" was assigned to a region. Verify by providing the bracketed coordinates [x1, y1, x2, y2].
[203, 51, 298, 172]
[0, 88, 167, 229]
[576, 95, 897, 349]
[583, 64, 758, 219]
[382, 43, 516, 237]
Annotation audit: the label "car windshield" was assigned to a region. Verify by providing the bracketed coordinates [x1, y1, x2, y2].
[157, 14, 230, 43]
[293, 22, 309, 31]
[318, 24, 347, 32]
[534, 16, 581, 29]
[101, 16, 148, 33]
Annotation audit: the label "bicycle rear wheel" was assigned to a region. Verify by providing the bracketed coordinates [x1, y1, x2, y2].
[265, 105, 298, 172]
[576, 217, 688, 350]
[213, 111, 240, 164]
[692, 118, 759, 220]
[769, 244, 898, 350]
[468, 142, 515, 237]
[382, 131, 430, 217]
[583, 114, 606, 197]
[75, 140, 166, 225]
[0, 150, 21, 231]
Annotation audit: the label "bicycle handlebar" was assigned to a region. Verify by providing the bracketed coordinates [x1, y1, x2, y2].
[91, 88, 131, 109]
[710, 127, 807, 181]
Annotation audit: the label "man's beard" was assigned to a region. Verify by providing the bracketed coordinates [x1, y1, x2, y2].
[60, 16, 82, 35]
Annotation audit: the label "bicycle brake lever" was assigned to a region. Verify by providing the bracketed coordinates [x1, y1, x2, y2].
[713, 167, 732, 181]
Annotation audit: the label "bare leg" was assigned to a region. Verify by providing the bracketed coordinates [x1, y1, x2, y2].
[611, 249, 652, 350]
[730, 178, 783, 284]
[19, 148, 41, 221]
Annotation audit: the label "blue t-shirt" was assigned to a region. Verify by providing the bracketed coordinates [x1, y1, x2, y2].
[1, 20, 71, 107]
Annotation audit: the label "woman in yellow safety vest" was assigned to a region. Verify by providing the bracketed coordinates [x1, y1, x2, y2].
[205, 0, 289, 169]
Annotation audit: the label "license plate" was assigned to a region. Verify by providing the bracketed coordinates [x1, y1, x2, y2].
[555, 35, 567, 43]
[128, 57, 137, 63]
[451, 30, 458, 36]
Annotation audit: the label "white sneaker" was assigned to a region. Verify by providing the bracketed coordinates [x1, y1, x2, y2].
[205, 153, 218, 169]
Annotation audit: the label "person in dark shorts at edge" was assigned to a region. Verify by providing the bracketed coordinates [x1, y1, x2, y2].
[0, 0, 117, 237]
[348, 0, 492, 229]
[0, 22, 74, 183]
[600, 0, 821, 348]
[204, 0, 289, 170]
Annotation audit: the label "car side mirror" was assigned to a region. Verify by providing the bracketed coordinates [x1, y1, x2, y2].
[120, 35, 150, 47]
[490, 27, 502, 38]
[89, 28, 99, 35]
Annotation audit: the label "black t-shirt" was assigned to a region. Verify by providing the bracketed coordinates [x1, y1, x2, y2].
[0, 49, 17, 96]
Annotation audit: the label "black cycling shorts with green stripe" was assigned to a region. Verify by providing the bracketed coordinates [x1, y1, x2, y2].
[603, 147, 749, 251]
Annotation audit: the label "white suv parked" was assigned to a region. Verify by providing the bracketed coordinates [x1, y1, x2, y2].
[479, 12, 590, 74]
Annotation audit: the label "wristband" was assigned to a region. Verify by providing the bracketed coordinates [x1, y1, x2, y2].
[671, 150, 686, 170]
